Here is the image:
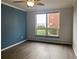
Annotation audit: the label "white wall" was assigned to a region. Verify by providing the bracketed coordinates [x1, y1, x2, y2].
[27, 7, 73, 44]
[73, 3, 77, 56]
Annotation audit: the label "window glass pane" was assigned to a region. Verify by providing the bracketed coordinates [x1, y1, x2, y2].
[47, 13, 60, 36]
[36, 14, 46, 36]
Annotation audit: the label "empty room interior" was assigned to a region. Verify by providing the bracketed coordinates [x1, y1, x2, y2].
[1, 0, 77, 59]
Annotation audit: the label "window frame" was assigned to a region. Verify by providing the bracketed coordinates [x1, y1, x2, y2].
[35, 12, 60, 37]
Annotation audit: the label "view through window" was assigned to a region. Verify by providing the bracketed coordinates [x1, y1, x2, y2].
[36, 12, 60, 36]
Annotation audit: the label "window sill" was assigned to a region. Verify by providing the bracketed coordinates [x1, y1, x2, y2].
[35, 35, 60, 38]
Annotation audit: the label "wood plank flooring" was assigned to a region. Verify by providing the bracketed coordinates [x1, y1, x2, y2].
[1, 41, 76, 59]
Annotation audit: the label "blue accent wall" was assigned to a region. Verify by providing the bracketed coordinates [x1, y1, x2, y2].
[1, 4, 27, 49]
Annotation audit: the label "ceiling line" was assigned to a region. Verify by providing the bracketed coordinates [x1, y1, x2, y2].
[1, 2, 26, 11]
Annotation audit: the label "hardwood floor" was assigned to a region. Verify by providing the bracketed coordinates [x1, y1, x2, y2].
[1, 41, 76, 59]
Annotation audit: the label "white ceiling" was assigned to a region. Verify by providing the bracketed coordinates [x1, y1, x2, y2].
[2, 0, 76, 11]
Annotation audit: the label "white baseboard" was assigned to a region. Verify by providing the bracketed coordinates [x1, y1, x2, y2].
[28, 38, 72, 45]
[73, 48, 77, 58]
[1, 40, 26, 52]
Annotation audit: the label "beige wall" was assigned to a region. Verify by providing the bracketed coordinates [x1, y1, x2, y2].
[26, 7, 73, 44]
[73, 3, 77, 56]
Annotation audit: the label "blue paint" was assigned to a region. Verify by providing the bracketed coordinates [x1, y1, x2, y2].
[1, 4, 27, 49]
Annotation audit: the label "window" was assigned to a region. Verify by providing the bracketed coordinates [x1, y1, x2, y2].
[36, 12, 60, 37]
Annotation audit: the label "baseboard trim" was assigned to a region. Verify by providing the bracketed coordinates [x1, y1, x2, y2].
[73, 48, 77, 58]
[1, 40, 26, 52]
[28, 39, 72, 46]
